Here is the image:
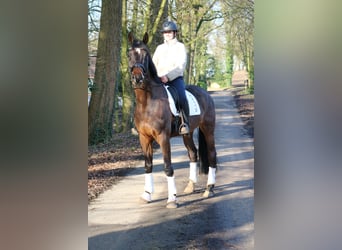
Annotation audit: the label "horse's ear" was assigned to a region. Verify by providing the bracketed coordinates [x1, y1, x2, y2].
[143, 32, 149, 45]
[128, 31, 134, 45]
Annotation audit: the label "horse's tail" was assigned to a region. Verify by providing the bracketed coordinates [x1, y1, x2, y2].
[198, 128, 209, 175]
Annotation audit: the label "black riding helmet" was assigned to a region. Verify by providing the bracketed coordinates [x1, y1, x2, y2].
[161, 21, 178, 33]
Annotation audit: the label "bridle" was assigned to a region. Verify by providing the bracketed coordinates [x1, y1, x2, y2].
[131, 63, 146, 84]
[129, 47, 149, 89]
[129, 45, 163, 90]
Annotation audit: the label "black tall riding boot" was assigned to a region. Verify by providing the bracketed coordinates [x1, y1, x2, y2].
[179, 100, 190, 135]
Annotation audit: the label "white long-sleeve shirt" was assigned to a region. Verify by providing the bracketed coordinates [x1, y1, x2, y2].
[152, 38, 187, 81]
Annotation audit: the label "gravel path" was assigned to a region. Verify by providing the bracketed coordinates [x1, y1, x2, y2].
[88, 89, 254, 249]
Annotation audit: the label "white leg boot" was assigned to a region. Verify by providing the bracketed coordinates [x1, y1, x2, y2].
[184, 162, 197, 193]
[166, 176, 178, 208]
[140, 173, 153, 203]
[207, 166, 216, 186]
[203, 167, 216, 198]
[189, 162, 198, 183]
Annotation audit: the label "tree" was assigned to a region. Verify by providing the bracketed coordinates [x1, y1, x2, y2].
[116, 0, 134, 133]
[169, 0, 224, 85]
[88, 0, 254, 141]
[88, 0, 123, 144]
[222, 0, 254, 86]
[112, 0, 167, 133]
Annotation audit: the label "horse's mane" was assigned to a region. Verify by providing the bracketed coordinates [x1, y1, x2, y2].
[146, 53, 160, 82]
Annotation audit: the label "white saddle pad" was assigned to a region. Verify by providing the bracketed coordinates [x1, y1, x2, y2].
[164, 85, 201, 116]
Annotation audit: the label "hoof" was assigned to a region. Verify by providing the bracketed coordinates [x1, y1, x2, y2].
[140, 192, 152, 203]
[184, 181, 195, 194]
[166, 201, 178, 209]
[203, 185, 215, 198]
[139, 197, 151, 204]
[202, 190, 215, 198]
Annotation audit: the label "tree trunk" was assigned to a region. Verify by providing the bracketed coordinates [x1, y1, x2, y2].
[88, 0, 122, 145]
[143, 0, 152, 35]
[149, 0, 168, 51]
[120, 0, 134, 132]
[132, 0, 138, 34]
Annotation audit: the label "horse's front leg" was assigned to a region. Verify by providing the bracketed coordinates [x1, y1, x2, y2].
[158, 134, 177, 209]
[139, 134, 154, 203]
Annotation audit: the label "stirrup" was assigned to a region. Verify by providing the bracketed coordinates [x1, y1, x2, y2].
[179, 123, 189, 135]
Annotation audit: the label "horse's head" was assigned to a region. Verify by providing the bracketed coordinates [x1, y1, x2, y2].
[128, 32, 152, 89]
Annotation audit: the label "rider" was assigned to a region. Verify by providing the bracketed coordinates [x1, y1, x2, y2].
[152, 20, 190, 135]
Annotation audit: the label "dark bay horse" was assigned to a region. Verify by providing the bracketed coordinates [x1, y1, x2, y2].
[128, 32, 217, 208]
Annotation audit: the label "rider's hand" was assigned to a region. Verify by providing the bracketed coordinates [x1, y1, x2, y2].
[160, 75, 168, 84]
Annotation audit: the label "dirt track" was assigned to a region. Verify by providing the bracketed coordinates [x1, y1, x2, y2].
[88, 89, 254, 249]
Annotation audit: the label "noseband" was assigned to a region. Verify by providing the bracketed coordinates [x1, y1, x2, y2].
[131, 63, 146, 77]
[131, 62, 147, 89]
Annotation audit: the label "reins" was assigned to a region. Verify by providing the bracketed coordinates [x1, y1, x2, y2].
[130, 50, 163, 90]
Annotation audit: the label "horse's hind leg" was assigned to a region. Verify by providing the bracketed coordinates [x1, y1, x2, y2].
[197, 122, 217, 198]
[182, 132, 198, 194]
[203, 128, 217, 198]
[203, 167, 216, 198]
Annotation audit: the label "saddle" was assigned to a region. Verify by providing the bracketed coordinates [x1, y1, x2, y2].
[164, 85, 201, 117]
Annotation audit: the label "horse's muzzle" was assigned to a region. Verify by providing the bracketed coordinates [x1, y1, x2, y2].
[131, 64, 146, 88]
[132, 67, 144, 81]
